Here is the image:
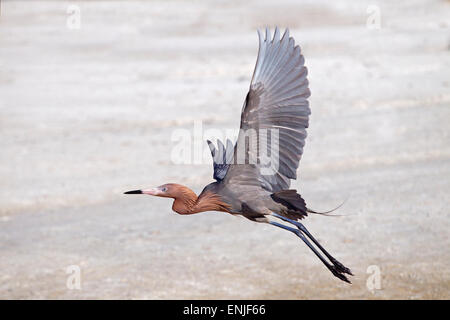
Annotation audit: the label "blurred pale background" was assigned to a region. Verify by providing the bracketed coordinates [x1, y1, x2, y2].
[0, 0, 449, 299]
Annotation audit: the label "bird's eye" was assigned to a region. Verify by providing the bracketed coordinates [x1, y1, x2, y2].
[161, 187, 167, 192]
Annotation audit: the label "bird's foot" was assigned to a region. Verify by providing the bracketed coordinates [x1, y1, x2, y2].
[330, 258, 353, 276]
[328, 265, 352, 284]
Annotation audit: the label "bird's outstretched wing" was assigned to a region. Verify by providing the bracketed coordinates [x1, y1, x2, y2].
[207, 139, 234, 181]
[223, 27, 311, 192]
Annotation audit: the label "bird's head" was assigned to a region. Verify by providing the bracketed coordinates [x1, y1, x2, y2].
[124, 183, 200, 214]
[124, 183, 177, 198]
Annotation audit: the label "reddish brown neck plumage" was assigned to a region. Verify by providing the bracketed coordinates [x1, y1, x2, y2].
[170, 185, 231, 215]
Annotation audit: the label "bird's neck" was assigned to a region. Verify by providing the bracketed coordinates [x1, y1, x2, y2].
[171, 186, 197, 215]
[171, 185, 230, 215]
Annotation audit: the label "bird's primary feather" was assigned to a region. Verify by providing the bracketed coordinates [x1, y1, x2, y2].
[222, 27, 311, 192]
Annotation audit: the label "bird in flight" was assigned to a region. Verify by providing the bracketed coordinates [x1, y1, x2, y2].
[125, 27, 353, 283]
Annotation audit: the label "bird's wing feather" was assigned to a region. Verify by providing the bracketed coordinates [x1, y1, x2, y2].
[207, 139, 234, 181]
[223, 27, 311, 192]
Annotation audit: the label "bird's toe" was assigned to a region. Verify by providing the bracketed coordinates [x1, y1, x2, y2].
[329, 266, 352, 284]
[331, 259, 353, 276]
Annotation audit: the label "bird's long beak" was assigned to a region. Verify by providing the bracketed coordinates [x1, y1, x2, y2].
[124, 189, 142, 194]
[124, 188, 159, 195]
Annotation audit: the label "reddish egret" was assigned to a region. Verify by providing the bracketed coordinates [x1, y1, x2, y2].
[125, 27, 353, 283]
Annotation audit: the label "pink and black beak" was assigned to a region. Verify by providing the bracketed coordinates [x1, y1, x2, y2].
[124, 188, 160, 195]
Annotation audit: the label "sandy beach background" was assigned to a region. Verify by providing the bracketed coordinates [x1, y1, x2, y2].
[0, 0, 449, 299]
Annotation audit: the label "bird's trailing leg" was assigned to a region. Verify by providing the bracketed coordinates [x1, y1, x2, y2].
[270, 213, 353, 283]
[271, 213, 353, 276]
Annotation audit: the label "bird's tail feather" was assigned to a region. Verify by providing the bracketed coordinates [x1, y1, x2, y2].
[271, 189, 348, 218]
[271, 190, 307, 219]
[307, 198, 347, 217]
